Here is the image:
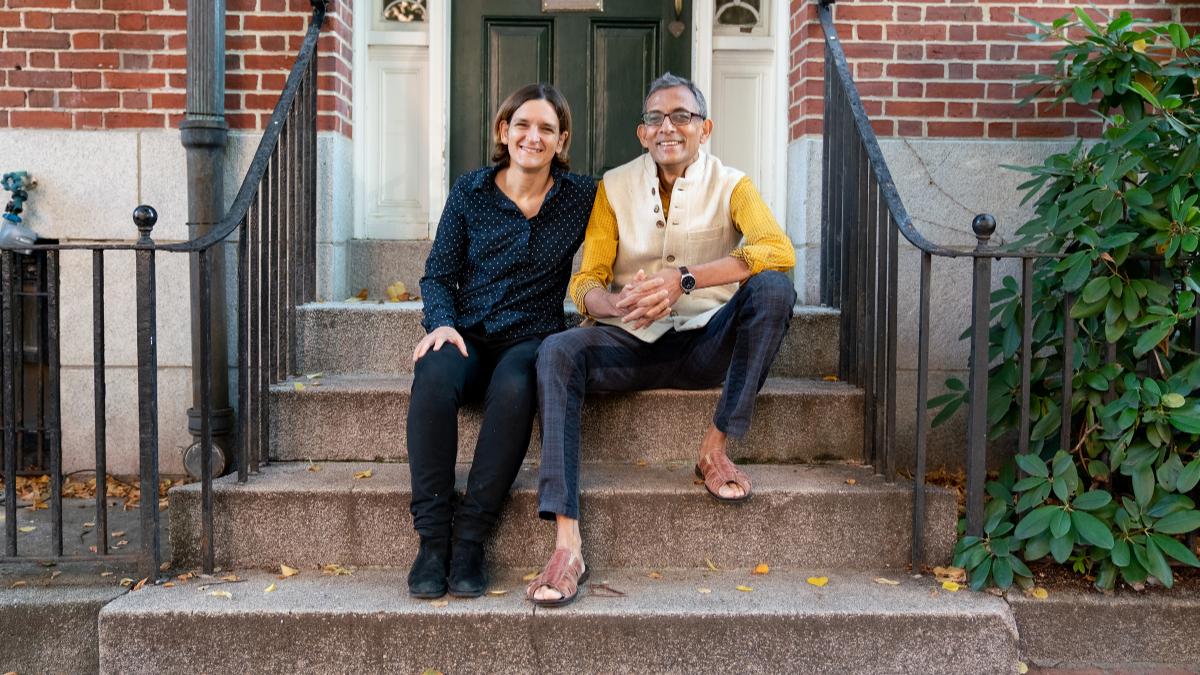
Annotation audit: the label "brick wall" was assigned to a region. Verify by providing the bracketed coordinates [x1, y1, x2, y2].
[789, 0, 1200, 140]
[0, 0, 352, 135]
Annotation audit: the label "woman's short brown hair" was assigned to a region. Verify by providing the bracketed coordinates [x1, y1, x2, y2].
[491, 83, 572, 171]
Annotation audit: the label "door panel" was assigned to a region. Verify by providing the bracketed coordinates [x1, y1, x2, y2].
[451, 0, 691, 183]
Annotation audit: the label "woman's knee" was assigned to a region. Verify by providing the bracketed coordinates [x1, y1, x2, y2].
[412, 347, 469, 397]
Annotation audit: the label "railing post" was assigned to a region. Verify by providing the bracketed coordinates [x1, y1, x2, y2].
[966, 214, 997, 537]
[134, 205, 162, 581]
[2, 250, 16, 557]
[182, 0, 234, 477]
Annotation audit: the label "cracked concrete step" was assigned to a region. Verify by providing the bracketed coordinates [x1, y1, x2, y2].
[169, 461, 956, 571]
[97, 567, 1019, 675]
[268, 373, 863, 464]
[295, 301, 840, 379]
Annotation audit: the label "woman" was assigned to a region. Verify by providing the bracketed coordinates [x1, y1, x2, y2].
[406, 83, 595, 599]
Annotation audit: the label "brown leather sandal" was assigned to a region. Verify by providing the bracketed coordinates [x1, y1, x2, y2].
[695, 453, 753, 503]
[526, 547, 590, 608]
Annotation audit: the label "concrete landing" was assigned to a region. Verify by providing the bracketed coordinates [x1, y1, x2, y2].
[97, 567, 1019, 675]
[168, 461, 957, 571]
[268, 373, 863, 464]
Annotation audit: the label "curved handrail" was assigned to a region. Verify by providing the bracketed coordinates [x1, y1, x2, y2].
[818, 1, 1057, 261]
[2, 0, 327, 254]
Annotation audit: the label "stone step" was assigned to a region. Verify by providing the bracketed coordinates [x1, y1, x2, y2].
[295, 301, 839, 379]
[97, 567, 1019, 674]
[168, 461, 956, 570]
[268, 373, 863, 464]
[346, 238, 431, 300]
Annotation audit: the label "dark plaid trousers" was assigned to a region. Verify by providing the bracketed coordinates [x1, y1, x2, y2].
[534, 270, 797, 520]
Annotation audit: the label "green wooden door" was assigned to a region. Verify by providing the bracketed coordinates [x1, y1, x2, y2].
[450, 0, 692, 182]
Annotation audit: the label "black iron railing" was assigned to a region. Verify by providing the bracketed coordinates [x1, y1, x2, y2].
[818, 0, 1040, 566]
[0, 1, 324, 579]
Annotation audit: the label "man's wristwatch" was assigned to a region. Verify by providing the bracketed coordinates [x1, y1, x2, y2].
[678, 266, 697, 295]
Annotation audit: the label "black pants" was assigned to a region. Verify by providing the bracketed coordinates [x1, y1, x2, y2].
[407, 331, 541, 542]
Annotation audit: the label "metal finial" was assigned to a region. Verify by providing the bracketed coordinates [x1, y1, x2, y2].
[972, 213, 996, 245]
[133, 205, 158, 244]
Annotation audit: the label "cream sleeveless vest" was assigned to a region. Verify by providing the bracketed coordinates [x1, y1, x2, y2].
[596, 151, 745, 342]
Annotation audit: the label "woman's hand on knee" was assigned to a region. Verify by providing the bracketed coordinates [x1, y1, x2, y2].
[413, 326, 469, 362]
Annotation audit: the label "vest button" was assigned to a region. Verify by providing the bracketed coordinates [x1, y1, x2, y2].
[666, 255, 676, 263]
[653, 205, 660, 213]
[656, 220, 665, 229]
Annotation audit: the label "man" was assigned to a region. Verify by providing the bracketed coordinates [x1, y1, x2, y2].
[525, 73, 797, 607]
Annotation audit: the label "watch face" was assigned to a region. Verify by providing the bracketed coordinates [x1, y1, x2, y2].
[681, 274, 697, 292]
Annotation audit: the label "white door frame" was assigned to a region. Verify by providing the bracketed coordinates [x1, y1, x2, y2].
[351, 0, 789, 239]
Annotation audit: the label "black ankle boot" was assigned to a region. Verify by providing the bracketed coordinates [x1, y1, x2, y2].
[408, 536, 450, 599]
[448, 539, 487, 598]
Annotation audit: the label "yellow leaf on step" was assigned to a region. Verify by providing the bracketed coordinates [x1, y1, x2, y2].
[353, 469, 373, 480]
[294, 382, 305, 392]
[752, 563, 769, 575]
[1017, 662, 1029, 674]
[280, 564, 299, 578]
[933, 566, 966, 583]
[119, 578, 134, 588]
[430, 599, 449, 608]
[209, 590, 232, 599]
[17, 526, 34, 533]
[163, 581, 176, 588]
[521, 571, 539, 582]
[421, 669, 445, 675]
[941, 581, 960, 592]
[873, 577, 900, 586]
[822, 375, 838, 381]
[807, 576, 829, 587]
[697, 587, 712, 594]
[486, 589, 508, 596]
[322, 563, 353, 576]
[220, 574, 239, 582]
[736, 585, 753, 592]
[1031, 587, 1049, 600]
[306, 463, 321, 472]
[264, 583, 277, 593]
[705, 558, 718, 571]
[647, 571, 663, 580]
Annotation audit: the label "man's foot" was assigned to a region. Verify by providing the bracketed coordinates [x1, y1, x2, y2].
[407, 536, 450, 599]
[697, 424, 749, 500]
[448, 539, 487, 598]
[526, 547, 589, 607]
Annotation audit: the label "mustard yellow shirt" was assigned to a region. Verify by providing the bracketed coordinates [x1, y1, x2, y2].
[568, 176, 794, 315]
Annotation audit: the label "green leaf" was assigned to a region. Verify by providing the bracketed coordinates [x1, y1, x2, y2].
[1169, 410, 1200, 434]
[1071, 510, 1115, 549]
[992, 555, 1014, 589]
[1012, 476, 1047, 492]
[1125, 187, 1153, 207]
[1111, 538, 1131, 566]
[1050, 531, 1074, 563]
[1177, 459, 1200, 493]
[1154, 510, 1200, 534]
[969, 556, 993, 591]
[1162, 393, 1186, 408]
[1024, 533, 1051, 561]
[1015, 505, 1059, 539]
[1157, 454, 1185, 492]
[1075, 6, 1103, 36]
[1134, 319, 1174, 357]
[1050, 508, 1072, 538]
[1150, 533, 1200, 567]
[1145, 537, 1175, 588]
[1072, 490, 1112, 511]
[1015, 453, 1049, 478]
[1129, 81, 1162, 109]
[1081, 276, 1111, 304]
[1134, 465, 1156, 507]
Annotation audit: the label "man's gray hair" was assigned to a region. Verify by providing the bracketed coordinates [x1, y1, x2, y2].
[644, 72, 708, 119]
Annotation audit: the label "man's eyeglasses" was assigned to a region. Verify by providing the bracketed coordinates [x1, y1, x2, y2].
[639, 110, 705, 127]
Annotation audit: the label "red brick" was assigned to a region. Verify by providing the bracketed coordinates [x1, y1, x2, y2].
[261, 74, 286, 91]
[10, 110, 72, 128]
[856, 62, 883, 80]
[118, 13, 148, 30]
[8, 69, 71, 88]
[103, 71, 165, 89]
[260, 0, 286, 10]
[897, 120, 923, 136]
[74, 71, 102, 88]
[75, 0, 100, 7]
[166, 33, 187, 49]
[855, 24, 882, 41]
[59, 90, 120, 108]
[896, 44, 922, 60]
[927, 44, 986, 61]
[8, 0, 70, 8]
[844, 42, 895, 60]
[989, 45, 1015, 61]
[0, 11, 21, 28]
[987, 122, 1014, 139]
[927, 82, 986, 99]
[926, 6, 982, 22]
[897, 5, 921, 22]
[260, 35, 285, 51]
[886, 100, 946, 117]
[834, 5, 893, 21]
[101, 32, 164, 50]
[101, 0, 162, 9]
[928, 121, 985, 137]
[0, 51, 27, 68]
[151, 53, 186, 69]
[24, 11, 52, 28]
[74, 110, 104, 128]
[948, 25, 973, 41]
[897, 81, 923, 97]
[146, 13, 186, 30]
[7, 31, 71, 49]
[59, 51, 120, 69]
[976, 64, 1034, 80]
[29, 51, 54, 68]
[242, 14, 303, 31]
[0, 90, 27, 107]
[122, 52, 150, 70]
[72, 32, 101, 49]
[54, 12, 115, 29]
[870, 118, 894, 137]
[887, 23, 946, 41]
[244, 54, 295, 71]
[978, 102, 1036, 119]
[947, 102, 974, 118]
[151, 92, 186, 109]
[887, 63, 944, 79]
[1016, 121, 1074, 138]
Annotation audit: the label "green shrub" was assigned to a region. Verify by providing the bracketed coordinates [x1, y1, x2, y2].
[934, 8, 1200, 591]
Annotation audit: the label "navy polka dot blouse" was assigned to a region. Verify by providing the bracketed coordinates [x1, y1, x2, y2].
[420, 164, 596, 340]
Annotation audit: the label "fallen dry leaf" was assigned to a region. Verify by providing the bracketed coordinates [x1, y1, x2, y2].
[521, 571, 539, 582]
[353, 469, 373, 480]
[17, 526, 35, 533]
[175, 571, 196, 583]
[647, 571, 663, 580]
[280, 564, 299, 578]
[1030, 587, 1049, 600]
[100, 572, 114, 578]
[322, 563, 353, 576]
[705, 558, 719, 571]
[356, 288, 369, 300]
[806, 576, 829, 587]
[752, 563, 770, 575]
[83, 521, 95, 528]
[941, 581, 961, 592]
[111, 530, 125, 538]
[306, 463, 321, 472]
[131, 577, 149, 592]
[220, 574, 240, 582]
[293, 382, 305, 392]
[822, 375, 838, 381]
[873, 577, 900, 586]
[209, 590, 232, 599]
[264, 583, 277, 593]
[845, 478, 857, 486]
[49, 571, 61, 580]
[163, 582, 176, 588]
[1017, 661, 1029, 674]
[119, 578, 135, 588]
[9, 580, 26, 588]
[933, 566, 967, 583]
[114, 540, 129, 548]
[305, 372, 323, 380]
[430, 599, 449, 608]
[486, 589, 508, 597]
[421, 669, 444, 675]
[697, 587, 712, 594]
[736, 585, 754, 592]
